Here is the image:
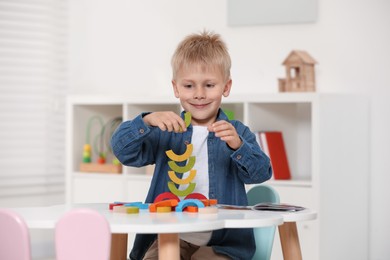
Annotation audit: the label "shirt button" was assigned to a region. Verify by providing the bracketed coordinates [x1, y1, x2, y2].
[139, 128, 145, 134]
[236, 155, 242, 160]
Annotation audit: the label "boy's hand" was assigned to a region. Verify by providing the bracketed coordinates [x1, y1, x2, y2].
[143, 111, 187, 133]
[208, 120, 242, 150]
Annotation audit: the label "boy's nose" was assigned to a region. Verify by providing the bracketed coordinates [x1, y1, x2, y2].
[194, 87, 205, 99]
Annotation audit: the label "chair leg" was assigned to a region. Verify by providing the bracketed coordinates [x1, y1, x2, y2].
[278, 222, 302, 260]
[110, 234, 128, 260]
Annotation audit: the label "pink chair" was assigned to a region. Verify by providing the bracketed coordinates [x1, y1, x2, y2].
[55, 208, 111, 260]
[0, 209, 32, 260]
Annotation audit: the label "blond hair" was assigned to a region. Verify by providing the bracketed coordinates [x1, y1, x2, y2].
[171, 30, 231, 81]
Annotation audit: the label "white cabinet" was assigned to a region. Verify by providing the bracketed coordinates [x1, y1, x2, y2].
[66, 93, 369, 260]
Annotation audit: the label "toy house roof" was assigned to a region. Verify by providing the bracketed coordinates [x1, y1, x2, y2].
[282, 50, 317, 65]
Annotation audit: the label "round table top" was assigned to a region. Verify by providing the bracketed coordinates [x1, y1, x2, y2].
[11, 203, 317, 234]
[9, 203, 314, 234]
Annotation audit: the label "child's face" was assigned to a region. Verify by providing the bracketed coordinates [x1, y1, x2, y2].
[172, 64, 232, 126]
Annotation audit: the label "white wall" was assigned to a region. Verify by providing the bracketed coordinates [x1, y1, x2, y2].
[68, 0, 390, 259]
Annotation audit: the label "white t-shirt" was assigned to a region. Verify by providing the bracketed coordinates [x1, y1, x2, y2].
[179, 126, 212, 245]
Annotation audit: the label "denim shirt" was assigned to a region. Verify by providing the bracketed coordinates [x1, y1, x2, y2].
[111, 109, 272, 260]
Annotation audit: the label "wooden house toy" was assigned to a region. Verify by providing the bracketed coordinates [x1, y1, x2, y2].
[278, 50, 317, 92]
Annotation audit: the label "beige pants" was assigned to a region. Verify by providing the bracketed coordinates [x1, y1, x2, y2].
[143, 239, 231, 260]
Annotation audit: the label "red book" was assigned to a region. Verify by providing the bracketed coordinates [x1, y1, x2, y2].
[258, 131, 291, 180]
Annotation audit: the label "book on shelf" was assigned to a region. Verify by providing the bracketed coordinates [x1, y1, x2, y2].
[255, 131, 291, 180]
[216, 203, 305, 212]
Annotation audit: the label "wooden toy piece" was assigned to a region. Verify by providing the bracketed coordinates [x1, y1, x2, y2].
[278, 50, 317, 92]
[184, 112, 192, 127]
[114, 201, 142, 204]
[208, 199, 218, 206]
[97, 153, 106, 164]
[200, 200, 210, 207]
[184, 193, 208, 201]
[156, 206, 172, 213]
[198, 207, 218, 214]
[183, 206, 198, 213]
[113, 206, 127, 213]
[168, 182, 196, 197]
[175, 199, 205, 212]
[112, 157, 121, 165]
[154, 192, 180, 203]
[168, 170, 196, 185]
[82, 144, 92, 163]
[124, 202, 150, 210]
[149, 199, 179, 213]
[125, 207, 139, 214]
[179, 112, 192, 132]
[166, 144, 193, 162]
[109, 203, 124, 210]
[168, 156, 196, 173]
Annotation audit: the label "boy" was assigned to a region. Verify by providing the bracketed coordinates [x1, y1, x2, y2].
[111, 30, 272, 260]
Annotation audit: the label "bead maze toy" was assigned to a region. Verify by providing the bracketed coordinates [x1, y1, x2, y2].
[79, 115, 123, 173]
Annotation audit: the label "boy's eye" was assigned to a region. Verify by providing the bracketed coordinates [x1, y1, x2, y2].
[206, 84, 215, 88]
[183, 84, 192, 88]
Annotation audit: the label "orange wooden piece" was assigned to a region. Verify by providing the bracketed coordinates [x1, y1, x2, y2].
[149, 199, 178, 212]
[209, 199, 218, 205]
[183, 206, 198, 213]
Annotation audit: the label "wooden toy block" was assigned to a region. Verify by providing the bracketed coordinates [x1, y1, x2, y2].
[199, 199, 218, 207]
[208, 199, 218, 206]
[156, 206, 172, 213]
[125, 207, 139, 214]
[149, 199, 178, 213]
[168, 170, 196, 185]
[124, 202, 149, 210]
[167, 156, 196, 173]
[183, 206, 198, 213]
[109, 203, 124, 210]
[113, 206, 127, 213]
[175, 199, 205, 212]
[154, 192, 180, 203]
[79, 163, 122, 174]
[184, 112, 191, 127]
[198, 207, 218, 214]
[184, 193, 207, 201]
[114, 201, 142, 204]
[179, 112, 192, 132]
[168, 182, 196, 197]
[200, 200, 210, 207]
[166, 144, 193, 162]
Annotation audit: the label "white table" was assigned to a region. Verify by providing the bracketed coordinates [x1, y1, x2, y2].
[12, 203, 290, 260]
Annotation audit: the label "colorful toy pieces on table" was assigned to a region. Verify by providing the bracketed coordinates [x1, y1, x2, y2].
[109, 193, 218, 214]
[109, 112, 218, 214]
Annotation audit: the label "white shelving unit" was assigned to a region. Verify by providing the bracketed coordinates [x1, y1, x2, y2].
[66, 93, 369, 260]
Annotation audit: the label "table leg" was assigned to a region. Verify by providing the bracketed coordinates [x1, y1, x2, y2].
[110, 233, 128, 260]
[158, 233, 180, 260]
[278, 222, 302, 260]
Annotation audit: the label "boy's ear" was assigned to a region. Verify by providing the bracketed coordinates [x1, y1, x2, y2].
[223, 79, 232, 97]
[172, 80, 180, 98]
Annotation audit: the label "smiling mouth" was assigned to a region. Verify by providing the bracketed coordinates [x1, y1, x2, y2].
[191, 103, 209, 109]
